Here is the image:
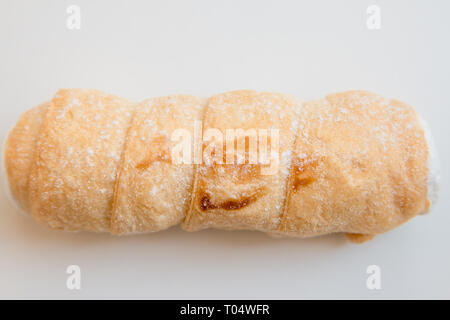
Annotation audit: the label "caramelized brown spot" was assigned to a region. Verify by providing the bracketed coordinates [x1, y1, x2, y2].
[293, 176, 315, 189]
[346, 233, 376, 243]
[221, 198, 253, 210]
[200, 194, 217, 211]
[291, 157, 321, 191]
[135, 135, 170, 171]
[199, 189, 264, 211]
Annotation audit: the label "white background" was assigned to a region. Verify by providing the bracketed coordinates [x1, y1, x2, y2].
[0, 0, 449, 299]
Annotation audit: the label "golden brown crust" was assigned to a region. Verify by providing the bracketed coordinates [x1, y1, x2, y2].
[182, 90, 300, 232]
[4, 89, 432, 241]
[28, 89, 134, 231]
[345, 233, 376, 243]
[279, 91, 429, 239]
[4, 102, 49, 211]
[111, 95, 204, 234]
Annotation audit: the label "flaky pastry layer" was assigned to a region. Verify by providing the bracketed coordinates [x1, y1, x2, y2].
[4, 89, 433, 242]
